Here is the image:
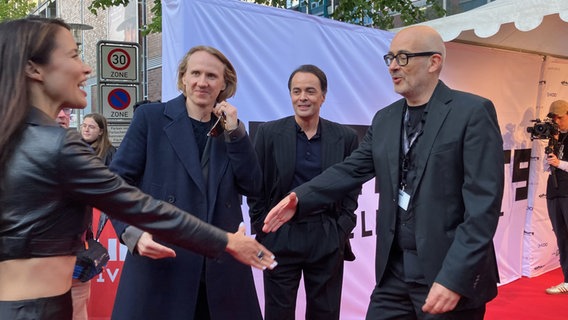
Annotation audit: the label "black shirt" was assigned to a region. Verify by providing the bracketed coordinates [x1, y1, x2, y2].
[291, 122, 322, 190]
[392, 102, 427, 284]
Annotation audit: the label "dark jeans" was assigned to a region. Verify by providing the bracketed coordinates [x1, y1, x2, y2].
[0, 290, 72, 320]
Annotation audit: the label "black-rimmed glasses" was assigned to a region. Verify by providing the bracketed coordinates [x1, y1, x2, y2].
[62, 108, 72, 115]
[383, 51, 441, 67]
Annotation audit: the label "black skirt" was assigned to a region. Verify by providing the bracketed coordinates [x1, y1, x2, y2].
[0, 290, 72, 320]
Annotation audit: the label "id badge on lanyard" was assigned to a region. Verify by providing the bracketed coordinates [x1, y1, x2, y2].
[398, 188, 410, 210]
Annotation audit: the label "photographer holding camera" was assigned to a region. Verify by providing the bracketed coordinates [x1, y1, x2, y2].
[544, 99, 568, 294]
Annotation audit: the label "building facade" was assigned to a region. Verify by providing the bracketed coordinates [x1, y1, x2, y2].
[31, 0, 162, 128]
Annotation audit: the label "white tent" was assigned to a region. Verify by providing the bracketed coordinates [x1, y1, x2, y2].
[401, 0, 568, 59]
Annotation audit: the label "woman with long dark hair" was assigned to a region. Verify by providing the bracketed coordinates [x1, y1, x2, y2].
[0, 17, 275, 319]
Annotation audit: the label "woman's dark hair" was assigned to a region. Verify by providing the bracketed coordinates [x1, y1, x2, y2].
[0, 17, 70, 183]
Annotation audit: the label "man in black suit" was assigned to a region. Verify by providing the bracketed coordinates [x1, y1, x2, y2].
[263, 26, 504, 319]
[248, 64, 360, 320]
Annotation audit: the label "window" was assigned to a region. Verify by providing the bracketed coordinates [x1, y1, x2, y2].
[34, 0, 57, 18]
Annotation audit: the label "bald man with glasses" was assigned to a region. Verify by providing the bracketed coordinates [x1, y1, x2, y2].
[263, 25, 504, 320]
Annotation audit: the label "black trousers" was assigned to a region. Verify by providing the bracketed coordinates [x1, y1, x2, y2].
[547, 197, 568, 282]
[262, 215, 345, 320]
[0, 291, 72, 320]
[365, 269, 485, 320]
[194, 280, 211, 320]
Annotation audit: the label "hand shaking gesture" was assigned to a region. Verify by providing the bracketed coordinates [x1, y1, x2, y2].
[262, 192, 298, 233]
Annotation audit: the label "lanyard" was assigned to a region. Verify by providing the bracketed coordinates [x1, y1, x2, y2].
[402, 109, 423, 155]
[400, 106, 424, 190]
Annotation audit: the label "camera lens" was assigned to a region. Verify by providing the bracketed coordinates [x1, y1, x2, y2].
[534, 124, 546, 134]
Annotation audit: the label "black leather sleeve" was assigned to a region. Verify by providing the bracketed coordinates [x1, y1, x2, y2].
[59, 130, 228, 258]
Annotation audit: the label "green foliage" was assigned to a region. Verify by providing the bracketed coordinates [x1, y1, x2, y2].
[88, 0, 131, 13]
[88, 0, 445, 34]
[88, 0, 161, 35]
[330, 0, 445, 29]
[0, 0, 36, 21]
[253, 0, 444, 30]
[252, 0, 288, 7]
[145, 0, 161, 34]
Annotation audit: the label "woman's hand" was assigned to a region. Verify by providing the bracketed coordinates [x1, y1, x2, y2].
[225, 223, 277, 270]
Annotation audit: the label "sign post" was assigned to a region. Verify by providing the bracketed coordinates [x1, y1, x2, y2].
[97, 41, 141, 145]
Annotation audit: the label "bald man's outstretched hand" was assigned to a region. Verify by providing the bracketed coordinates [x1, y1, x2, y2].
[262, 192, 298, 233]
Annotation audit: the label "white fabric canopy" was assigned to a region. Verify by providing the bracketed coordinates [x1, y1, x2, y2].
[398, 0, 568, 59]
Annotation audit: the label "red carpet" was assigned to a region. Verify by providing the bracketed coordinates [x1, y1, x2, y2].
[89, 267, 568, 319]
[486, 267, 568, 319]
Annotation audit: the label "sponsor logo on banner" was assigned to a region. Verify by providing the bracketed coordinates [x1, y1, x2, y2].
[534, 265, 545, 271]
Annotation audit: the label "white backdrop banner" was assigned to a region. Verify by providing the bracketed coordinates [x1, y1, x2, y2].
[522, 57, 568, 277]
[539, 57, 568, 119]
[161, 0, 399, 122]
[523, 139, 558, 277]
[160, 0, 565, 318]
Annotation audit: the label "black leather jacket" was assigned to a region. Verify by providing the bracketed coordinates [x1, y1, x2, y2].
[0, 107, 227, 261]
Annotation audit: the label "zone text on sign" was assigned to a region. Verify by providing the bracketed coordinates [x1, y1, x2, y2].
[111, 71, 129, 78]
[111, 111, 130, 118]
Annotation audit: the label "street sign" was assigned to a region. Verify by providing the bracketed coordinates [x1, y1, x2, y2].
[98, 41, 139, 82]
[107, 88, 131, 110]
[100, 84, 139, 121]
[96, 41, 142, 146]
[107, 121, 131, 146]
[108, 48, 130, 71]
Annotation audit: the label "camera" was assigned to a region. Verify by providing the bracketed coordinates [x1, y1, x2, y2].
[527, 117, 562, 188]
[526, 118, 559, 140]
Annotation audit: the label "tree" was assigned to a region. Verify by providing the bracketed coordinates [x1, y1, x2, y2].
[88, 0, 161, 34]
[0, 0, 37, 21]
[331, 0, 444, 29]
[253, 0, 444, 29]
[89, 0, 444, 34]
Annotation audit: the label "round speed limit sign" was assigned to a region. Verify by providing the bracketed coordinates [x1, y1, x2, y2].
[98, 42, 139, 82]
[108, 48, 130, 71]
